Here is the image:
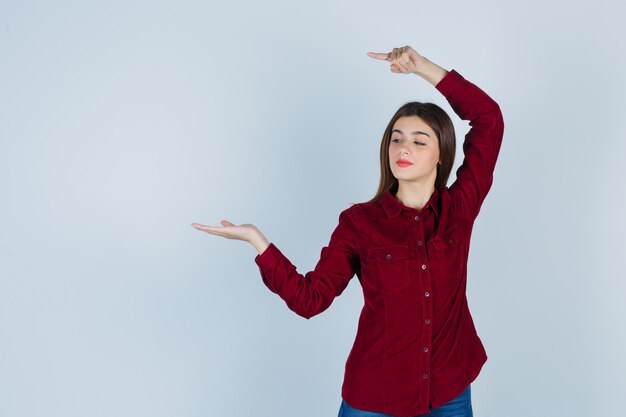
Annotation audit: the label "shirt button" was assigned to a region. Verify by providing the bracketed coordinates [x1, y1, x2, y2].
[425, 319, 430, 324]
[386, 253, 392, 260]
[414, 215, 419, 221]
[424, 347, 429, 352]
[421, 264, 427, 270]
[423, 373, 428, 379]
[425, 291, 430, 297]
[418, 240, 423, 246]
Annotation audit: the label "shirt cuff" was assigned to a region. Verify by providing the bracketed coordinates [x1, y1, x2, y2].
[435, 69, 464, 96]
[254, 242, 280, 269]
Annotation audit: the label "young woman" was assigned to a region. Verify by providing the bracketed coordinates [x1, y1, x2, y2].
[192, 45, 504, 417]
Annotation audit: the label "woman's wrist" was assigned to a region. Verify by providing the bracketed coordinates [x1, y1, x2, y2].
[414, 58, 449, 87]
[250, 234, 271, 255]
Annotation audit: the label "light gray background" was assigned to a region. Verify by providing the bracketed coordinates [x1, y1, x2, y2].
[1, 1, 625, 416]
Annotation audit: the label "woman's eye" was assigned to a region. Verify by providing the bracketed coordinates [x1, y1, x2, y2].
[392, 138, 424, 145]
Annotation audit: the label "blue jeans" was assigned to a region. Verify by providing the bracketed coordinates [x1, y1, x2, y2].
[338, 385, 473, 417]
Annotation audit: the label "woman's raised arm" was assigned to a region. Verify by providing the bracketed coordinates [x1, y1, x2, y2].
[368, 45, 505, 219]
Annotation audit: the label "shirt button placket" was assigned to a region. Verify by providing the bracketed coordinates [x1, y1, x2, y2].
[411, 210, 432, 407]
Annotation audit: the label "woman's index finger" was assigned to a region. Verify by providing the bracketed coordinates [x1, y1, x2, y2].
[367, 51, 390, 61]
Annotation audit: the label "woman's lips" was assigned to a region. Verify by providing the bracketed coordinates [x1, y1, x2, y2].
[396, 160, 413, 167]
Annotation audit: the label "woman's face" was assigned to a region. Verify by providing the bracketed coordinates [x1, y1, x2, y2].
[388, 116, 440, 185]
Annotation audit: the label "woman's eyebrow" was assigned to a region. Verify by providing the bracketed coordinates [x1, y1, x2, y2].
[391, 129, 431, 138]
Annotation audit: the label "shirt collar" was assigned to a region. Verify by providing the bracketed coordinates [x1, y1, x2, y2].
[380, 187, 440, 219]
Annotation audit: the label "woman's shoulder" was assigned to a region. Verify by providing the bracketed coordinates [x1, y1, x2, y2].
[339, 198, 383, 222]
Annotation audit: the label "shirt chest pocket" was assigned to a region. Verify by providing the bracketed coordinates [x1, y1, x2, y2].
[365, 244, 411, 295]
[429, 224, 466, 280]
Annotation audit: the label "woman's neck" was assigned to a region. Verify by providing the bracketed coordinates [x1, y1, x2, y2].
[394, 182, 436, 211]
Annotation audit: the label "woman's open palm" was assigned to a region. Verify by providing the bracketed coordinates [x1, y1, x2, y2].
[191, 220, 259, 243]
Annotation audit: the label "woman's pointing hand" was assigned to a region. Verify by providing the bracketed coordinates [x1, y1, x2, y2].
[367, 45, 448, 86]
[367, 45, 429, 75]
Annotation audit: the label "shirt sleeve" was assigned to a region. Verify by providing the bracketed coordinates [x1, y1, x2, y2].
[435, 69, 505, 220]
[253, 207, 360, 320]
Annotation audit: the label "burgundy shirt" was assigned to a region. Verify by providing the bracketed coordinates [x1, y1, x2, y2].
[254, 69, 504, 416]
